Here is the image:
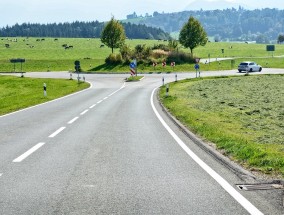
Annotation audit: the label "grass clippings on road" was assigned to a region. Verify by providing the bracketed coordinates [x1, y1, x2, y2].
[159, 74, 284, 178]
[0, 75, 89, 116]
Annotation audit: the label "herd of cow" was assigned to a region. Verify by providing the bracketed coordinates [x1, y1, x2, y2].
[1, 38, 107, 49]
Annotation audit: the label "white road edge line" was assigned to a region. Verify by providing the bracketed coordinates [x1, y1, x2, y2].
[49, 127, 66, 138]
[150, 88, 263, 215]
[80, 109, 89, 115]
[13, 142, 46, 163]
[97, 100, 103, 104]
[103, 97, 108, 100]
[0, 173, 2, 177]
[68, 117, 79, 124]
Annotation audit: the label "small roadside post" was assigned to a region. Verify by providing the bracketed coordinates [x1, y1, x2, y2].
[171, 62, 175, 72]
[43, 83, 47, 97]
[175, 73, 177, 82]
[166, 84, 169, 97]
[162, 77, 165, 86]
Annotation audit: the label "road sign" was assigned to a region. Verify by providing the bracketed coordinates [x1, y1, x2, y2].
[130, 62, 136, 69]
[10, 58, 25, 63]
[194, 64, 200, 70]
[162, 61, 166, 67]
[195, 58, 200, 63]
[171, 62, 175, 67]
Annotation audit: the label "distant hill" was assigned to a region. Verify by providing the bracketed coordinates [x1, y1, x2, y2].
[123, 8, 284, 42]
[184, 0, 249, 11]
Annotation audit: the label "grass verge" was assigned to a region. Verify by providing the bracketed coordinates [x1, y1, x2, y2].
[125, 76, 144, 82]
[159, 74, 284, 178]
[0, 75, 89, 116]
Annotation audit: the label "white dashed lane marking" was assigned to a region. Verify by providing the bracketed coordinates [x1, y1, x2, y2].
[49, 127, 66, 138]
[80, 110, 89, 115]
[68, 117, 79, 124]
[13, 142, 46, 163]
[89, 104, 96, 109]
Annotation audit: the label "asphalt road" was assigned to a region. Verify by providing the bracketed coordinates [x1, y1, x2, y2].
[0, 70, 283, 214]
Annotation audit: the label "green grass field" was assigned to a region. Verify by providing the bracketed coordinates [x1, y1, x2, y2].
[0, 75, 89, 116]
[159, 75, 284, 178]
[1, 37, 284, 72]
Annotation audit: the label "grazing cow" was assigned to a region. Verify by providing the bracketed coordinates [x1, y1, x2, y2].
[100, 44, 105, 48]
[62, 44, 68, 47]
[5, 44, 10, 48]
[68, 45, 73, 48]
[54, 38, 58, 41]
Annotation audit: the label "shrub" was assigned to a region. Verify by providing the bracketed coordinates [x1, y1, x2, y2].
[105, 53, 123, 65]
[151, 49, 169, 59]
[120, 44, 133, 63]
[152, 44, 170, 51]
[167, 51, 195, 64]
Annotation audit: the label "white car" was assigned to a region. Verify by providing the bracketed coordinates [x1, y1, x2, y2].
[238, 61, 262, 72]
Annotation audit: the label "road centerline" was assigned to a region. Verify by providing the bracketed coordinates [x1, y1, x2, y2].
[89, 104, 96, 109]
[150, 88, 263, 215]
[13, 142, 46, 163]
[80, 109, 89, 115]
[68, 117, 79, 124]
[49, 127, 66, 138]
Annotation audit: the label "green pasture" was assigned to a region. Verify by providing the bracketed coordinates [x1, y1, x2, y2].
[160, 74, 284, 178]
[0, 37, 284, 72]
[0, 75, 89, 116]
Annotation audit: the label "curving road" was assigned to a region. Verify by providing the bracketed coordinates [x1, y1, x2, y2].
[0, 70, 283, 214]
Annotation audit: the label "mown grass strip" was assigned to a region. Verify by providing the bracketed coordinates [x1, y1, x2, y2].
[0, 75, 89, 116]
[159, 74, 284, 178]
[125, 76, 144, 82]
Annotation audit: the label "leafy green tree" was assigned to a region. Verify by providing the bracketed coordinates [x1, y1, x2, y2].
[179, 16, 208, 56]
[101, 17, 126, 53]
[277, 34, 284, 44]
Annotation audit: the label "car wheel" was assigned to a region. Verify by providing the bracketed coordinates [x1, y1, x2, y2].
[250, 68, 253, 72]
[238, 69, 242, 73]
[259, 67, 262, 72]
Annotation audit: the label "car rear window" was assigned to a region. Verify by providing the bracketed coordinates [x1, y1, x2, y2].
[240, 63, 248, 65]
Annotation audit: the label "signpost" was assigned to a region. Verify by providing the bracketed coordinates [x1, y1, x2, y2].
[195, 58, 200, 78]
[74, 60, 81, 82]
[10, 58, 25, 77]
[266, 45, 275, 57]
[130, 61, 136, 76]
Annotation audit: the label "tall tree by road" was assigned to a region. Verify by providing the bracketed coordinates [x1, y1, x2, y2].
[179, 16, 207, 57]
[101, 17, 126, 54]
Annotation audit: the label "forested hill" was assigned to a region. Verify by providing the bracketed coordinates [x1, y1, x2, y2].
[0, 21, 171, 40]
[125, 8, 284, 42]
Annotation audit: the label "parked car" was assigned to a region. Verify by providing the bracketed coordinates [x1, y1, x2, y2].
[238, 61, 262, 72]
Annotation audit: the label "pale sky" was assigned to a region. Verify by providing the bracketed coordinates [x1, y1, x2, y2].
[1, 0, 284, 27]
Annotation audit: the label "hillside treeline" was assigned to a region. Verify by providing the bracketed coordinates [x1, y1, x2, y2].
[0, 21, 171, 40]
[129, 7, 284, 42]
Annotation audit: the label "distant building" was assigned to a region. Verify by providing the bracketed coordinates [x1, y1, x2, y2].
[126, 12, 138, 19]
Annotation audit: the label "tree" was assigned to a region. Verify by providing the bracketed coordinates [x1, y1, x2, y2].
[277, 34, 284, 44]
[101, 17, 126, 53]
[179, 16, 207, 57]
